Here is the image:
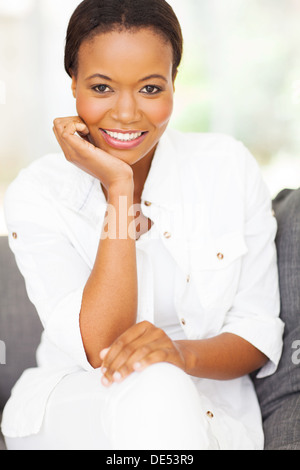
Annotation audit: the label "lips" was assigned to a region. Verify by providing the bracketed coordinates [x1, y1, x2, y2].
[100, 128, 148, 150]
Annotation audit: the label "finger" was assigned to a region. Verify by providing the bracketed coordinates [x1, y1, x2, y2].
[61, 120, 89, 140]
[103, 322, 153, 374]
[52, 124, 62, 146]
[53, 116, 85, 130]
[75, 123, 90, 137]
[53, 117, 89, 153]
[100, 323, 155, 386]
[100, 348, 110, 361]
[113, 337, 171, 382]
[100, 340, 146, 387]
[101, 321, 151, 372]
[53, 124, 70, 156]
[109, 344, 153, 383]
[102, 328, 167, 385]
[111, 333, 187, 384]
[132, 349, 170, 373]
[53, 117, 89, 141]
[55, 123, 98, 168]
[99, 348, 110, 370]
[77, 130, 91, 143]
[53, 123, 85, 163]
[131, 337, 187, 375]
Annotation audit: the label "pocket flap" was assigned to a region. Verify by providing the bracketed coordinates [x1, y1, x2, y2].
[190, 232, 248, 271]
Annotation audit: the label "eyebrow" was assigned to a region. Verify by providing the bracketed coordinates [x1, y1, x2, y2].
[85, 73, 168, 83]
[138, 74, 168, 83]
[85, 74, 112, 82]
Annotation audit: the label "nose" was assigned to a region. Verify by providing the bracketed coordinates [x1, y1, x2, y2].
[110, 91, 142, 124]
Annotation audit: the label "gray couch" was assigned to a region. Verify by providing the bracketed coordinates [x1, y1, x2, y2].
[0, 188, 300, 450]
[0, 236, 43, 450]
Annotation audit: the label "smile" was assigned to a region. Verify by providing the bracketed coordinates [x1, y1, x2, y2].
[100, 128, 148, 149]
[103, 130, 144, 142]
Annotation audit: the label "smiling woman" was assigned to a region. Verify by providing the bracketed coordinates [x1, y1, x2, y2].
[2, 0, 284, 452]
[71, 29, 174, 161]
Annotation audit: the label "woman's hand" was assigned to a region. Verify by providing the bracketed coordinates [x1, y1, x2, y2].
[99, 321, 186, 387]
[53, 116, 133, 190]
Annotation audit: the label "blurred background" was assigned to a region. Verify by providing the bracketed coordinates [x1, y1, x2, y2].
[1, 0, 300, 234]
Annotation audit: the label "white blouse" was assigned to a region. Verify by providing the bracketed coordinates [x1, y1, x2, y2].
[138, 224, 183, 339]
[1, 128, 284, 441]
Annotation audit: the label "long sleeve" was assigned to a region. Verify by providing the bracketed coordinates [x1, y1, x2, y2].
[220, 143, 284, 378]
[4, 172, 94, 371]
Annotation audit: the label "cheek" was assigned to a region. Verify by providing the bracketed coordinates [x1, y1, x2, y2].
[76, 95, 107, 125]
[148, 97, 174, 128]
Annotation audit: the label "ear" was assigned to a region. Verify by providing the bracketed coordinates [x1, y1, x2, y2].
[71, 74, 77, 99]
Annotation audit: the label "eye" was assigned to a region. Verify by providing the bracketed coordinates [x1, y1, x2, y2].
[140, 85, 162, 95]
[92, 84, 112, 94]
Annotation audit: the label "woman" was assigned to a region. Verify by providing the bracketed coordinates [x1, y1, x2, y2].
[1, 0, 284, 450]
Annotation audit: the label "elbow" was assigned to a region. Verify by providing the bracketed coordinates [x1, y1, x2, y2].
[87, 353, 103, 370]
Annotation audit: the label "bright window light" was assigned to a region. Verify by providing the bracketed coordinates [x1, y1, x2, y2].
[0, 0, 35, 17]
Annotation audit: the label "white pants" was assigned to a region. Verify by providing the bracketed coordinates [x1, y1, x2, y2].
[4, 363, 250, 450]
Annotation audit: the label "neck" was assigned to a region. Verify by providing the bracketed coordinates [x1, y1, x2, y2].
[132, 150, 155, 203]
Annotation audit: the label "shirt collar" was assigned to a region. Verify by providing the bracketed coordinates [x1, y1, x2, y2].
[140, 128, 182, 211]
[59, 127, 182, 219]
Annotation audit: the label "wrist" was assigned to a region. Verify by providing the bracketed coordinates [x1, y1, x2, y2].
[107, 178, 134, 200]
[105, 179, 136, 241]
[174, 340, 198, 376]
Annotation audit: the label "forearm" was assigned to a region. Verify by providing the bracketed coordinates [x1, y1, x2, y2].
[80, 182, 138, 368]
[175, 333, 268, 381]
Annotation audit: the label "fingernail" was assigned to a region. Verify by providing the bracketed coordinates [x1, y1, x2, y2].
[133, 362, 142, 371]
[113, 371, 122, 383]
[102, 376, 110, 387]
[100, 348, 110, 360]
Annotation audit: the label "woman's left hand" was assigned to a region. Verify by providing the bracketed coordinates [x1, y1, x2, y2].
[99, 321, 186, 387]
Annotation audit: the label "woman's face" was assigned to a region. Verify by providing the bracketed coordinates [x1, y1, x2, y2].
[71, 28, 175, 166]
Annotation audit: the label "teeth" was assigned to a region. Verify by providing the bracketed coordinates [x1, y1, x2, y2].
[105, 130, 143, 142]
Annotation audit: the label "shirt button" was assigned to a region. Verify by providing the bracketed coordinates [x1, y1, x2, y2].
[144, 201, 152, 207]
[181, 318, 186, 326]
[164, 232, 172, 239]
[217, 253, 224, 260]
[206, 411, 214, 419]
[186, 275, 191, 283]
[12, 232, 18, 240]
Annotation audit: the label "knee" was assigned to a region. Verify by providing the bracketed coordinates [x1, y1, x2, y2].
[105, 363, 199, 419]
[133, 362, 197, 400]
[138, 362, 186, 383]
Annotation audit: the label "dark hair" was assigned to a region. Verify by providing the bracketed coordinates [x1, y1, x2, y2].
[64, 0, 183, 79]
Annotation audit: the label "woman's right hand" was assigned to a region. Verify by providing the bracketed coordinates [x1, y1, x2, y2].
[53, 116, 134, 192]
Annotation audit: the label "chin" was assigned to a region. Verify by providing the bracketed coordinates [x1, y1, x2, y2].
[110, 149, 149, 166]
[100, 142, 157, 166]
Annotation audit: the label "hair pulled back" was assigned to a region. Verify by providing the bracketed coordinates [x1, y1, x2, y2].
[64, 0, 183, 79]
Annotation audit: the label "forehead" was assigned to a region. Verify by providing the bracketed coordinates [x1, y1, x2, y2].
[77, 28, 174, 80]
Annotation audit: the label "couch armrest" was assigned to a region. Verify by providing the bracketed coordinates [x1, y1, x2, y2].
[252, 188, 300, 450]
[0, 236, 43, 411]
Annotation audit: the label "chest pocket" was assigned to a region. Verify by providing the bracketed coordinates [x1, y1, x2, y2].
[189, 232, 248, 311]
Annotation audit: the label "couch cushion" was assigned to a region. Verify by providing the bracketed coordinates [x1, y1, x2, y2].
[262, 393, 300, 450]
[252, 188, 300, 449]
[0, 413, 6, 450]
[0, 236, 43, 411]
